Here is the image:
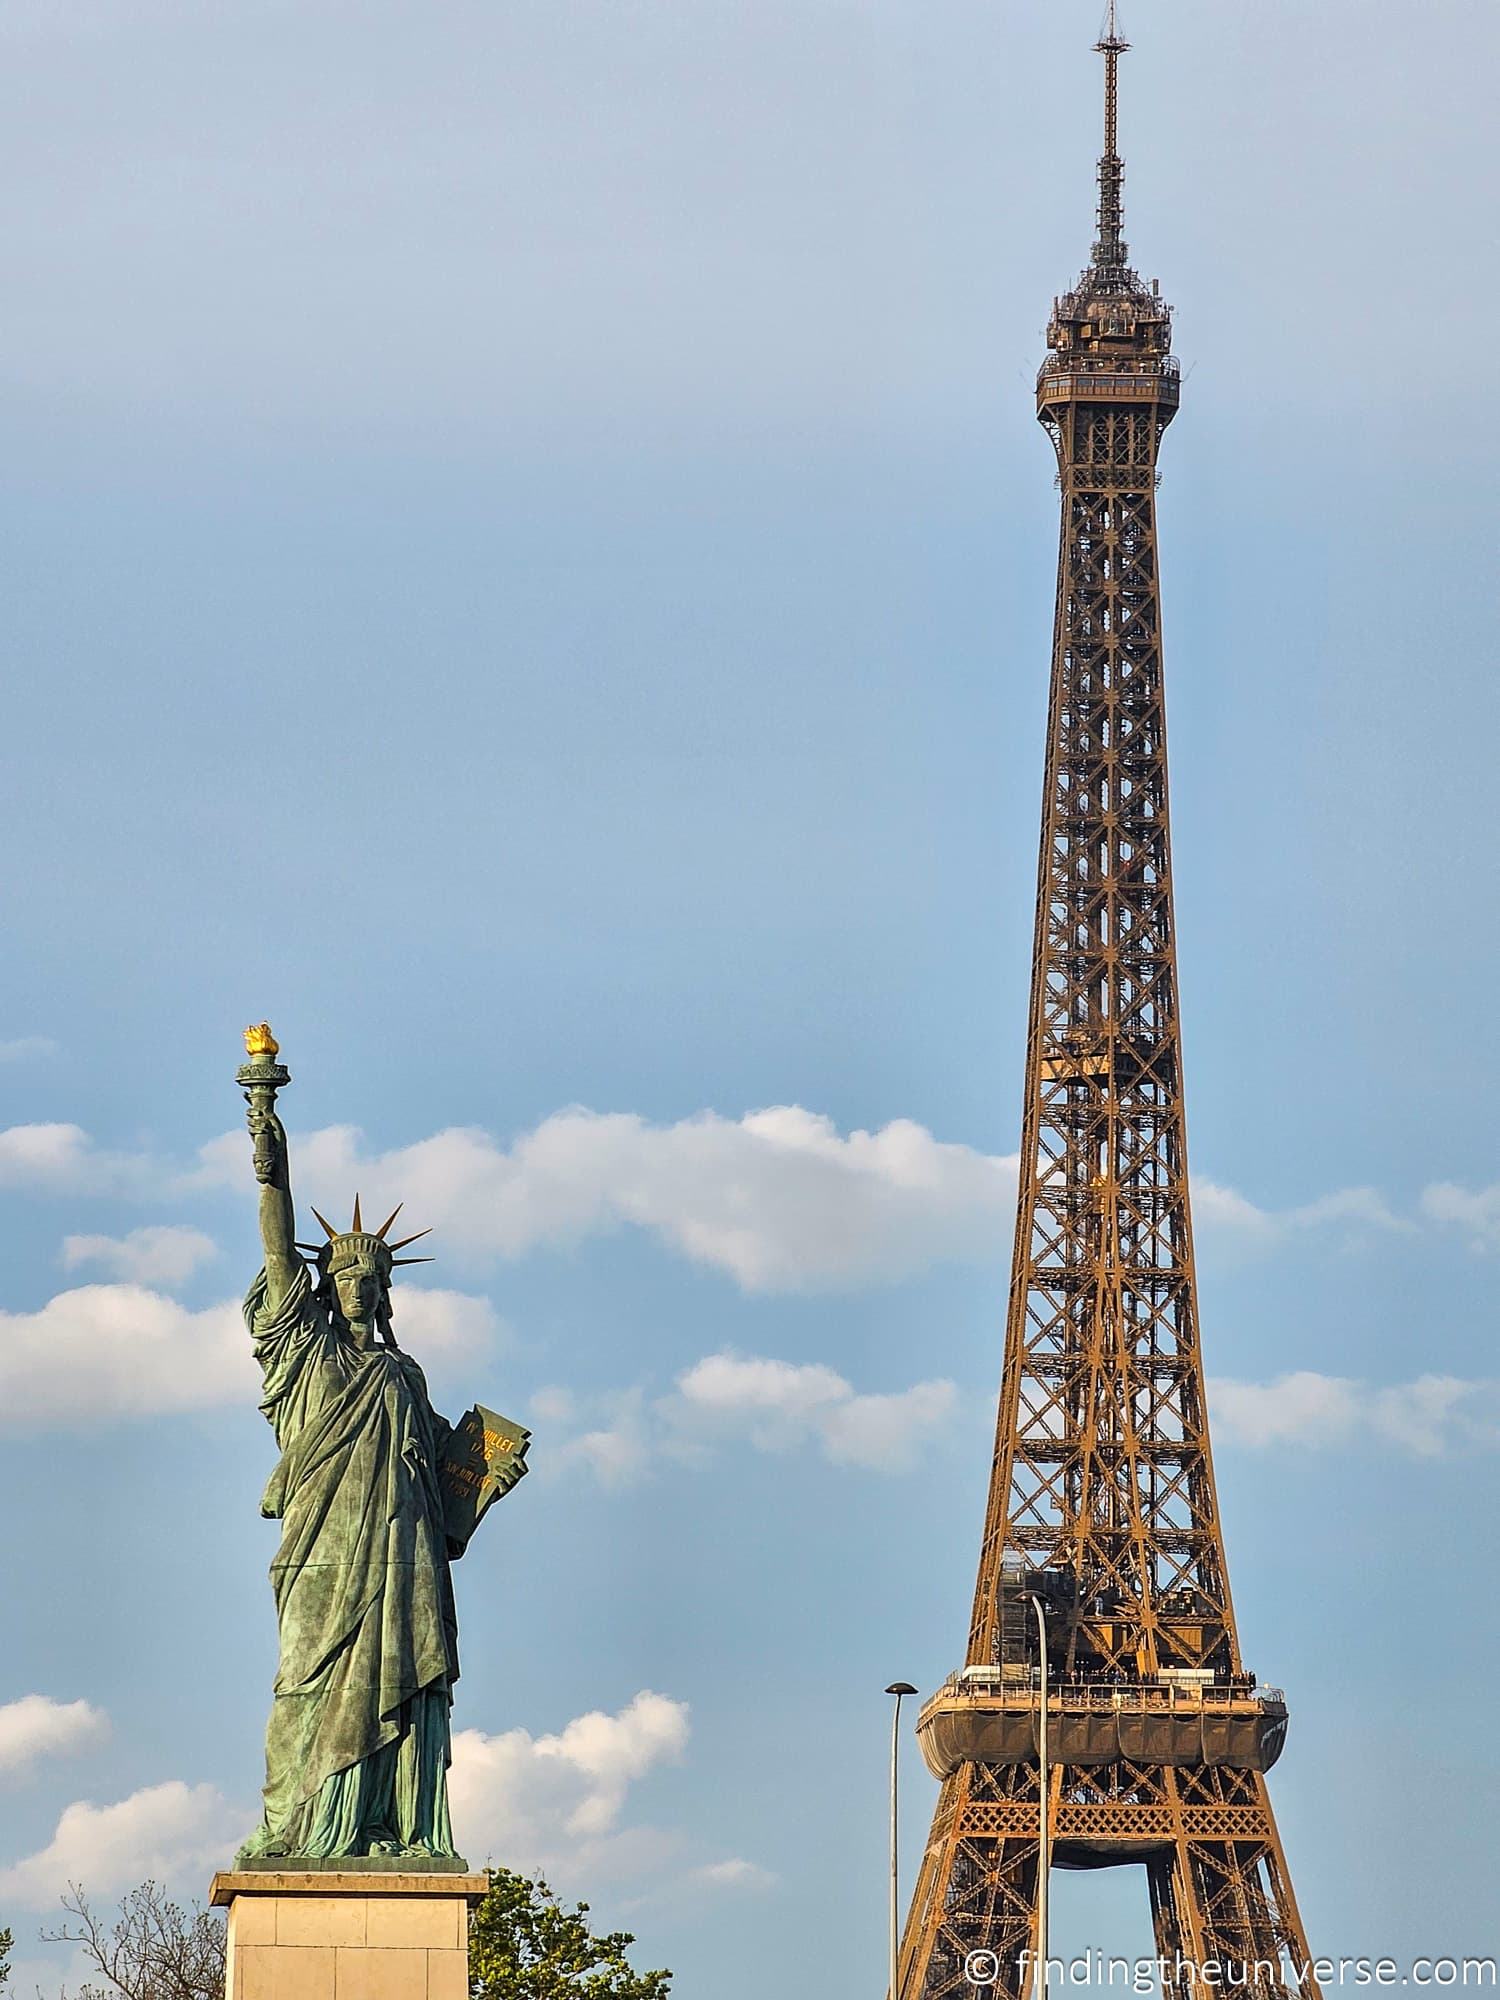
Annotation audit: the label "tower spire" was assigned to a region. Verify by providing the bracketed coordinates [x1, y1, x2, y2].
[1093, 2, 1130, 271]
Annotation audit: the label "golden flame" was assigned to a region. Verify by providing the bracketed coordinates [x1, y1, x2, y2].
[244, 1022, 280, 1057]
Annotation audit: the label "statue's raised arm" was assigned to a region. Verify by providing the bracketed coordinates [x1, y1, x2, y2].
[237, 1023, 299, 1313]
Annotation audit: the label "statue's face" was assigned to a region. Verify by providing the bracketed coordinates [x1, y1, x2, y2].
[333, 1263, 382, 1328]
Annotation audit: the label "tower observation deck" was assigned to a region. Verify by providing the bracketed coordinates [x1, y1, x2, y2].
[893, 17, 1319, 1999]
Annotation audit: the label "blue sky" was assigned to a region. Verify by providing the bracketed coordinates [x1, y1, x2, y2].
[1, 1, 1497, 1992]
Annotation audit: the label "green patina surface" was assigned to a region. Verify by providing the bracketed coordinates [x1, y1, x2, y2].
[233, 1034, 530, 1867]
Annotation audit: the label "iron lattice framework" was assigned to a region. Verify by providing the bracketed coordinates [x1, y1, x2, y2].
[895, 22, 1318, 2000]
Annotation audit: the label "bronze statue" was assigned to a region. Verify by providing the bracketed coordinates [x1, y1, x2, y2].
[234, 1026, 527, 1868]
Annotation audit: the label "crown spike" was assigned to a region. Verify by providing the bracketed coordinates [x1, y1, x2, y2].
[374, 1203, 403, 1242]
[386, 1227, 432, 1253]
[390, 1256, 435, 1267]
[310, 1207, 339, 1241]
[351, 1193, 363, 1233]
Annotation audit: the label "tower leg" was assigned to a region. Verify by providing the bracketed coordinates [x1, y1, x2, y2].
[1147, 1773, 1320, 2000]
[897, 1769, 1041, 2000]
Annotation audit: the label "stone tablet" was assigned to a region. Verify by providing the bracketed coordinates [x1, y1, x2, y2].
[440, 1405, 531, 1557]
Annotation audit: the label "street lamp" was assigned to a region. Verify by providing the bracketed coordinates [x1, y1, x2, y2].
[886, 1682, 918, 2000]
[1029, 1599, 1051, 2000]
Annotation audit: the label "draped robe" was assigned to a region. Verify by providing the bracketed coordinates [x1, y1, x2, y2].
[237, 1263, 462, 1862]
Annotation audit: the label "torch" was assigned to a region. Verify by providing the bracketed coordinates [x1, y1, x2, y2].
[237, 1022, 291, 1181]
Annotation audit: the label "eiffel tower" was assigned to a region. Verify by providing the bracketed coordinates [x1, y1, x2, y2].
[895, 17, 1318, 2000]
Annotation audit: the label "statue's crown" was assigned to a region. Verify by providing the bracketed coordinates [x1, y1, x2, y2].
[326, 1231, 394, 1277]
[296, 1195, 433, 1274]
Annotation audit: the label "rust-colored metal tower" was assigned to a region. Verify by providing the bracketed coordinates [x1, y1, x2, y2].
[895, 18, 1318, 2000]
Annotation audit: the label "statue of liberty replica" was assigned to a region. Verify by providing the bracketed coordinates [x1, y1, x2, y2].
[232, 1025, 529, 1868]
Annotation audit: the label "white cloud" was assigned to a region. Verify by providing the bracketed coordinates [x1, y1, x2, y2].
[0, 1781, 241, 1907]
[687, 1858, 777, 1891]
[529, 1385, 577, 1424]
[0, 1286, 251, 1426]
[450, 1692, 689, 1884]
[0, 1036, 58, 1064]
[553, 1390, 656, 1491]
[0, 1697, 109, 1780]
[670, 1353, 956, 1472]
[0, 1281, 501, 1429]
[558, 1359, 1499, 1473]
[1283, 1186, 1405, 1232]
[1210, 1371, 1500, 1457]
[1191, 1178, 1275, 1233]
[673, 1354, 849, 1444]
[191, 1114, 1420, 1285]
[62, 1225, 218, 1286]
[192, 1108, 1019, 1293]
[0, 1123, 151, 1196]
[1209, 1371, 1362, 1446]
[612, 1850, 780, 1921]
[389, 1286, 506, 1367]
[552, 1352, 957, 1485]
[1368, 1376, 1489, 1456]
[1, 1105, 1428, 1291]
[818, 1381, 958, 1470]
[1192, 1178, 1404, 1240]
[1421, 1180, 1500, 1251]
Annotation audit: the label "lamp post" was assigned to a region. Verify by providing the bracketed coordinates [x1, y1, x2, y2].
[1030, 1599, 1050, 2000]
[886, 1682, 918, 2000]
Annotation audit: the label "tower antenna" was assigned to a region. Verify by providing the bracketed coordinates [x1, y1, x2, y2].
[1093, 2, 1131, 267]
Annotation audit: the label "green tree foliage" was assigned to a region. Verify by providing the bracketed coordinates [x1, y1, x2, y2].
[1, 1923, 13, 1992]
[468, 1870, 670, 2000]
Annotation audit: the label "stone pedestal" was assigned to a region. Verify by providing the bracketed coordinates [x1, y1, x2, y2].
[210, 1870, 489, 2000]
